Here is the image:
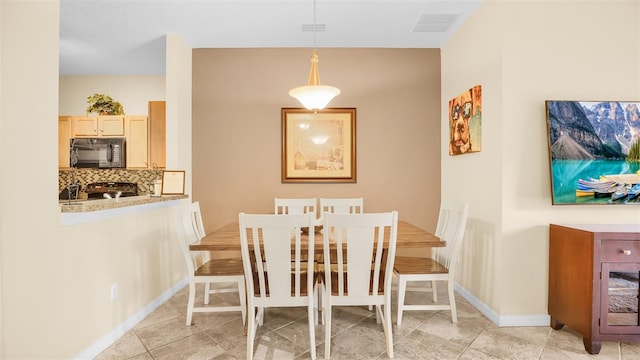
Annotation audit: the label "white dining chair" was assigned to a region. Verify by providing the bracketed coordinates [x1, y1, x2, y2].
[275, 197, 317, 217]
[319, 197, 363, 219]
[318, 197, 367, 310]
[239, 212, 318, 360]
[393, 201, 469, 325]
[321, 211, 398, 359]
[177, 202, 247, 326]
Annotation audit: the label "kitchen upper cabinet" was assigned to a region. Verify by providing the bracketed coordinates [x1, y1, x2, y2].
[125, 115, 148, 168]
[148, 101, 166, 168]
[58, 116, 72, 169]
[73, 115, 125, 137]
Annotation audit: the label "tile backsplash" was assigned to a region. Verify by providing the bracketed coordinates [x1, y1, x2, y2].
[58, 168, 163, 196]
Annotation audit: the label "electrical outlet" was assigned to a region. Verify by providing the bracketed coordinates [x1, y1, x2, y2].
[110, 283, 119, 301]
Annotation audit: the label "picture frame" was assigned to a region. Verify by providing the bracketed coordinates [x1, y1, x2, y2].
[161, 170, 186, 195]
[448, 84, 482, 156]
[545, 100, 640, 205]
[281, 108, 356, 183]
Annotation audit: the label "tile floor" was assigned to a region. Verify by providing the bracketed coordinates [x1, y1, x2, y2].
[95, 283, 640, 360]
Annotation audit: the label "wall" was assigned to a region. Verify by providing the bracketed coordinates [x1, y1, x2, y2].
[192, 48, 442, 256]
[59, 75, 165, 115]
[442, 0, 640, 325]
[0, 2, 192, 358]
[0, 1, 4, 357]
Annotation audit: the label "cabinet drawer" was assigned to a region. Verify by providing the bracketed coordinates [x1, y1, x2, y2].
[601, 241, 640, 262]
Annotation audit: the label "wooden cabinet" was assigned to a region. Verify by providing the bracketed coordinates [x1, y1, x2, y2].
[58, 116, 73, 168]
[548, 224, 640, 354]
[148, 101, 166, 168]
[125, 115, 148, 168]
[59, 105, 164, 169]
[73, 115, 124, 137]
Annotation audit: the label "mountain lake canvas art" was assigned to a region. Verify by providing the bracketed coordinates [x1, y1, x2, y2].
[545, 100, 640, 205]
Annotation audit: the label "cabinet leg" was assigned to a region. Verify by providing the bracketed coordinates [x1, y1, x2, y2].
[549, 316, 564, 330]
[583, 338, 601, 355]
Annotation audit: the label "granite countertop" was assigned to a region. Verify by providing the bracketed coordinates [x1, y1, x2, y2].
[59, 194, 189, 213]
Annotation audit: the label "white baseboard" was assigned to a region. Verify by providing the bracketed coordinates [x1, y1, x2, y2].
[454, 283, 550, 327]
[75, 276, 189, 360]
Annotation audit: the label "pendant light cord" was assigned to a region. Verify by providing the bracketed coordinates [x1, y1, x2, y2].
[313, 0, 317, 50]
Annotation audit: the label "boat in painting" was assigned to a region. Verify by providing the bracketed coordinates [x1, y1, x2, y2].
[576, 178, 617, 197]
[626, 183, 640, 202]
[609, 185, 630, 202]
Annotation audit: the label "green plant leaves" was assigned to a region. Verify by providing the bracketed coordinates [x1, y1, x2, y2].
[86, 93, 124, 115]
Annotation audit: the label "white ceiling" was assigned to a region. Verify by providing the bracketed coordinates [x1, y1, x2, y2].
[59, 0, 482, 75]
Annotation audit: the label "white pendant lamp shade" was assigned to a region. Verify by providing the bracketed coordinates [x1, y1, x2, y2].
[289, 50, 340, 110]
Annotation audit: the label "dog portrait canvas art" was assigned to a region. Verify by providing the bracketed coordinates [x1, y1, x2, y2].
[448, 85, 482, 156]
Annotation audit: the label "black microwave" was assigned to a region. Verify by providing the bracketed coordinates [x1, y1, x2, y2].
[70, 137, 126, 168]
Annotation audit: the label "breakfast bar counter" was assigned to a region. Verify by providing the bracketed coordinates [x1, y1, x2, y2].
[59, 194, 188, 213]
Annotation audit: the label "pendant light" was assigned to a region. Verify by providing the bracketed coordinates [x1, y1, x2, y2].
[289, 0, 340, 110]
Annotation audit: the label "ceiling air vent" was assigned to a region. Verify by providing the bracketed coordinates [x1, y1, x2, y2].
[413, 13, 460, 33]
[302, 24, 326, 32]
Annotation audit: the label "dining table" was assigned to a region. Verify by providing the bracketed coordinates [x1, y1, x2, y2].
[189, 220, 445, 252]
[189, 219, 444, 335]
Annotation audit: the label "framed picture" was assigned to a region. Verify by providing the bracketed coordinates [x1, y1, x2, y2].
[281, 108, 356, 183]
[545, 100, 640, 205]
[161, 170, 186, 195]
[448, 84, 482, 156]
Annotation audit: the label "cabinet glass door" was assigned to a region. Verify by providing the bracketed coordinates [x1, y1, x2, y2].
[601, 262, 640, 334]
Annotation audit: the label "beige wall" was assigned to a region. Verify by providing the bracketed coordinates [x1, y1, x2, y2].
[192, 48, 442, 251]
[0, 2, 4, 358]
[443, 0, 640, 324]
[0, 2, 191, 358]
[59, 75, 165, 115]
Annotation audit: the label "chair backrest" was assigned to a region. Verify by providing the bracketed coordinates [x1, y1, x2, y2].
[177, 202, 208, 275]
[323, 211, 398, 300]
[433, 201, 469, 273]
[239, 212, 315, 306]
[274, 198, 317, 218]
[183, 201, 206, 240]
[319, 197, 363, 219]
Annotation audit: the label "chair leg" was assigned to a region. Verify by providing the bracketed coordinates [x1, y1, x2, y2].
[448, 280, 457, 323]
[432, 280, 438, 302]
[238, 278, 247, 326]
[313, 281, 320, 325]
[324, 301, 332, 359]
[257, 306, 264, 326]
[204, 281, 211, 305]
[396, 276, 407, 326]
[315, 281, 326, 325]
[247, 304, 256, 360]
[186, 280, 196, 326]
[307, 303, 317, 360]
[382, 303, 394, 358]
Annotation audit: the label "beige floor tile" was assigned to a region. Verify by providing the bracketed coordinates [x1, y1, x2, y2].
[134, 302, 183, 330]
[134, 316, 203, 351]
[93, 332, 147, 360]
[322, 316, 393, 360]
[414, 312, 490, 346]
[148, 332, 226, 360]
[467, 327, 546, 360]
[621, 341, 640, 359]
[250, 327, 312, 360]
[393, 327, 467, 360]
[457, 348, 502, 360]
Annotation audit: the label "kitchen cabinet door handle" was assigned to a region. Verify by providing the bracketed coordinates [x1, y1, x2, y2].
[623, 249, 632, 255]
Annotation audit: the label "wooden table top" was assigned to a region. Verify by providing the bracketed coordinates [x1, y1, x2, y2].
[189, 220, 445, 251]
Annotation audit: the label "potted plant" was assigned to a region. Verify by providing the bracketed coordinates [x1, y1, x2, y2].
[86, 93, 125, 115]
